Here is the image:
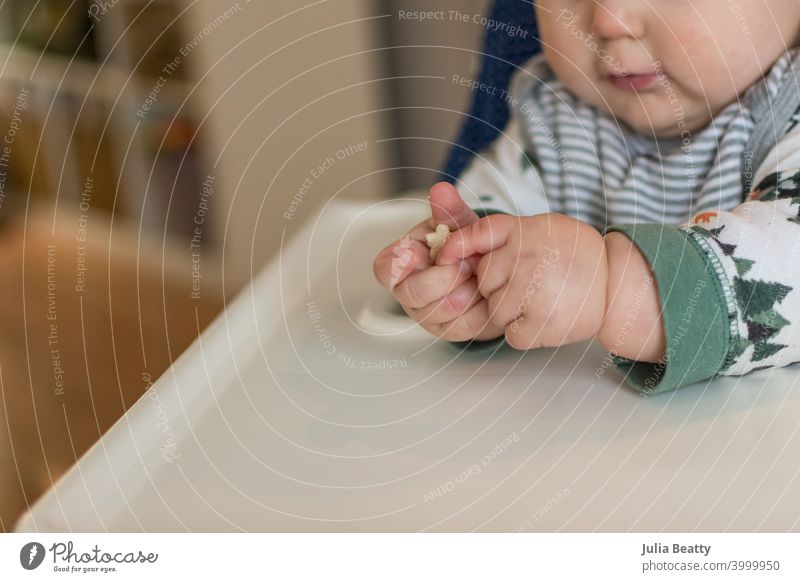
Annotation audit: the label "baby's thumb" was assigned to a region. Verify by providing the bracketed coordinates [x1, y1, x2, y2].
[428, 182, 479, 230]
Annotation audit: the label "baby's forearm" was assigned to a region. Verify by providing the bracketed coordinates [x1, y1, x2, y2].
[597, 233, 666, 363]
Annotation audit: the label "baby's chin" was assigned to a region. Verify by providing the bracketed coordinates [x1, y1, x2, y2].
[603, 102, 711, 139]
[576, 88, 693, 138]
[619, 116, 687, 139]
[570, 76, 718, 138]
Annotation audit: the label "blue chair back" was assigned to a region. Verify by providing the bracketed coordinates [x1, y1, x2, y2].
[441, 0, 541, 183]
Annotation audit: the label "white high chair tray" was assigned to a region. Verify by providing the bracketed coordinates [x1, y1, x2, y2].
[15, 197, 800, 532]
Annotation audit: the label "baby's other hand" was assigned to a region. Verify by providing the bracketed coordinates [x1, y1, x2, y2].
[372, 182, 505, 342]
[436, 212, 608, 349]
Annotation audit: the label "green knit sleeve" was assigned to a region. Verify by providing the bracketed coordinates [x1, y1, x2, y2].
[602, 224, 731, 394]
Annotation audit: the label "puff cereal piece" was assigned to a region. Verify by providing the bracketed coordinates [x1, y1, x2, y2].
[425, 223, 451, 261]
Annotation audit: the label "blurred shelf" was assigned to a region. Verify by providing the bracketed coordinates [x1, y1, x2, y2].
[0, 0, 214, 253]
[0, 42, 196, 114]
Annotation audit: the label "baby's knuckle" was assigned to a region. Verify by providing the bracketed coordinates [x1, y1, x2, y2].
[417, 320, 438, 336]
[441, 265, 461, 290]
[504, 325, 530, 350]
[401, 280, 428, 308]
[495, 214, 520, 236]
[440, 320, 472, 342]
[477, 276, 496, 299]
[486, 294, 506, 325]
[475, 216, 498, 242]
[446, 330, 474, 342]
[441, 291, 465, 318]
[398, 303, 419, 321]
[504, 327, 520, 350]
[476, 255, 491, 280]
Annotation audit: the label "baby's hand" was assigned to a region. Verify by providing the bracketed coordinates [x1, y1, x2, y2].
[436, 213, 608, 349]
[372, 182, 505, 342]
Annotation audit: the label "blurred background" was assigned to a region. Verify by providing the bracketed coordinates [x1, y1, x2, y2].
[0, 0, 493, 529]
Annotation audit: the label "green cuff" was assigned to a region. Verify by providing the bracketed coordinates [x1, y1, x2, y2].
[602, 224, 731, 395]
[448, 334, 507, 353]
[474, 207, 507, 218]
[447, 207, 509, 352]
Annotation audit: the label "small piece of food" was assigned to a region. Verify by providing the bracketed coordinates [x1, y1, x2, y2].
[425, 223, 450, 260]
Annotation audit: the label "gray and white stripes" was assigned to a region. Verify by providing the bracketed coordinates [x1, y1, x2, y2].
[459, 49, 796, 230]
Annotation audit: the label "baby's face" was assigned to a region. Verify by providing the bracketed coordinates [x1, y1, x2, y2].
[535, 0, 800, 137]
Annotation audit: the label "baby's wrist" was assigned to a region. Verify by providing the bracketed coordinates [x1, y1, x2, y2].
[597, 233, 666, 363]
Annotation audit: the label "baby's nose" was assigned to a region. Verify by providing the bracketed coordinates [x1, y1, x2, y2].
[590, 1, 646, 41]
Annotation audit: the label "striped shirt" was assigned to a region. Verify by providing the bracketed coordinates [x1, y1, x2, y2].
[458, 48, 798, 230]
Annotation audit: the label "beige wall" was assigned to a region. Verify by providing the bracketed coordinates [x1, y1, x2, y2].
[185, 0, 396, 293]
[382, 0, 490, 190]
[186, 0, 491, 292]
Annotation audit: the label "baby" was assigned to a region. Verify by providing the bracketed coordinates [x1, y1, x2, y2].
[373, 1, 800, 394]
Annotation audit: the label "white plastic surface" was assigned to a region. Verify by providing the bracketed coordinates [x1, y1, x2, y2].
[15, 197, 800, 532]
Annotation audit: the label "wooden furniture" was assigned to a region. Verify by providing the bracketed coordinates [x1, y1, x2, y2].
[0, 206, 222, 531]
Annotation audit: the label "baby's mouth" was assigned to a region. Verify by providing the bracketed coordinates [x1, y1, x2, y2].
[607, 72, 660, 91]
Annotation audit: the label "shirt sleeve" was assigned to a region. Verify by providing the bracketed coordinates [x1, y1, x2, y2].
[454, 117, 551, 217]
[603, 122, 800, 394]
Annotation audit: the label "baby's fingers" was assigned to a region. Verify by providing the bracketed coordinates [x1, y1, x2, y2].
[393, 260, 472, 308]
[434, 298, 505, 342]
[373, 238, 431, 290]
[437, 213, 517, 266]
[407, 277, 482, 325]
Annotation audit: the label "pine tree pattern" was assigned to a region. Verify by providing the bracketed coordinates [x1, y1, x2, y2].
[748, 168, 800, 224]
[520, 149, 540, 174]
[687, 222, 793, 371]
